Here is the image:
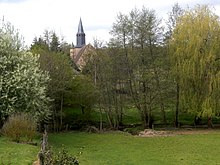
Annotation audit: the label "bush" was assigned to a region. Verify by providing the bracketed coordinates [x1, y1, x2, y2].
[2, 113, 36, 142]
[44, 146, 79, 165]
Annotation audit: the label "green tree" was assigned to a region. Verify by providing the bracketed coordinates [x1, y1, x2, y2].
[110, 7, 166, 128]
[170, 5, 220, 126]
[70, 75, 97, 115]
[82, 47, 114, 128]
[166, 3, 184, 127]
[166, 3, 184, 41]
[0, 21, 50, 126]
[31, 34, 75, 131]
[50, 32, 60, 52]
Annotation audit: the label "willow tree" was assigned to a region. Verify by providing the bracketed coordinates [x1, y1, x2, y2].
[170, 5, 220, 126]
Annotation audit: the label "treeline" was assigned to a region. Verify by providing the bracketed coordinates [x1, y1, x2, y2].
[83, 4, 220, 129]
[30, 31, 97, 131]
[1, 4, 220, 132]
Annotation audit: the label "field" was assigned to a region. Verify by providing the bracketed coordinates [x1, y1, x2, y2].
[0, 136, 39, 165]
[48, 130, 220, 165]
[1, 130, 220, 164]
[2, 107, 220, 165]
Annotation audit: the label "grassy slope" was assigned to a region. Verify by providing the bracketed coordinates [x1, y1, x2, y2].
[49, 131, 220, 165]
[0, 137, 39, 165]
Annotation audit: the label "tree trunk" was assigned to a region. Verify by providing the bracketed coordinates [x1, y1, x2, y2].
[0, 121, 2, 129]
[175, 82, 180, 127]
[60, 92, 64, 131]
[106, 107, 113, 128]
[142, 109, 148, 129]
[99, 107, 103, 132]
[119, 81, 125, 125]
[81, 105, 85, 114]
[208, 116, 214, 128]
[53, 108, 56, 132]
[148, 106, 153, 129]
[160, 102, 166, 125]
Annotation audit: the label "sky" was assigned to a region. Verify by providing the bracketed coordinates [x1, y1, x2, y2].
[0, 0, 220, 47]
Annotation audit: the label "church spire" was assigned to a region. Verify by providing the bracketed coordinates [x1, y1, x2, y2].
[78, 18, 84, 33]
[76, 18, 86, 48]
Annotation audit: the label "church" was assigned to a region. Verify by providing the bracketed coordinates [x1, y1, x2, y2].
[70, 18, 95, 70]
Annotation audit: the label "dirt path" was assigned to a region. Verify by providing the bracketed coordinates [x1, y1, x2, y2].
[138, 129, 220, 137]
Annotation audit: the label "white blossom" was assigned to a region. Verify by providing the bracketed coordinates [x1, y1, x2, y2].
[0, 21, 50, 121]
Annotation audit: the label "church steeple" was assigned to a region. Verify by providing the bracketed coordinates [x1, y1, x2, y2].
[76, 18, 86, 48]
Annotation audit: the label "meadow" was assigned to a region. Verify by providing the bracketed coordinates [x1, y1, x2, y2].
[1, 108, 220, 165]
[48, 130, 220, 165]
[1, 130, 220, 164]
[0, 136, 38, 165]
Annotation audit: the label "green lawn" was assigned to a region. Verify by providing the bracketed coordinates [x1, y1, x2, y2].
[0, 136, 39, 165]
[2, 130, 220, 164]
[49, 131, 220, 165]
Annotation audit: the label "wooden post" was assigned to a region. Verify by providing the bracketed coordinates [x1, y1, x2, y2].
[38, 129, 48, 165]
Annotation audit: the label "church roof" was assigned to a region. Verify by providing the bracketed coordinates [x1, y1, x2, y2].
[77, 18, 84, 34]
[74, 45, 87, 63]
[70, 44, 96, 71]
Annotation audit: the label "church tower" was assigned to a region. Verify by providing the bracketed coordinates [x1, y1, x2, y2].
[76, 18, 86, 48]
[70, 18, 95, 71]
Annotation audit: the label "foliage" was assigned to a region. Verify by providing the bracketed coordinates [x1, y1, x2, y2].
[50, 32, 60, 52]
[169, 5, 220, 118]
[31, 32, 76, 131]
[166, 3, 184, 127]
[70, 75, 97, 113]
[2, 113, 36, 142]
[165, 3, 184, 41]
[0, 21, 50, 124]
[83, 47, 128, 129]
[44, 146, 79, 165]
[110, 6, 169, 128]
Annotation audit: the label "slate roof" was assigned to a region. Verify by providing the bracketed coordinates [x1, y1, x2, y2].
[77, 18, 84, 33]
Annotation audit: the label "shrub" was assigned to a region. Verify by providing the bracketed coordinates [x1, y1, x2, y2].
[44, 146, 79, 165]
[2, 113, 36, 142]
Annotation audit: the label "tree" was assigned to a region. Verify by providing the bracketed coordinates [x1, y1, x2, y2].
[166, 3, 184, 41]
[170, 5, 220, 126]
[70, 75, 97, 115]
[83, 47, 113, 128]
[31, 41, 75, 131]
[50, 32, 60, 52]
[110, 7, 167, 128]
[166, 3, 184, 127]
[0, 21, 50, 126]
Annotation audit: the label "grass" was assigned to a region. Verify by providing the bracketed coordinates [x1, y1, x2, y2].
[0, 136, 39, 165]
[49, 130, 220, 165]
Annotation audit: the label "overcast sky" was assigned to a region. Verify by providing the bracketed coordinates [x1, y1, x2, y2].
[0, 0, 220, 46]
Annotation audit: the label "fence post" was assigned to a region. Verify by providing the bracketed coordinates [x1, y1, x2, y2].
[38, 129, 48, 165]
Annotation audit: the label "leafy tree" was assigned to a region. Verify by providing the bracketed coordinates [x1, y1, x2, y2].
[110, 7, 167, 128]
[70, 75, 97, 115]
[31, 37, 49, 53]
[170, 5, 220, 126]
[31, 39, 75, 131]
[166, 3, 184, 127]
[166, 3, 184, 41]
[82, 48, 114, 128]
[50, 32, 60, 52]
[0, 21, 50, 126]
